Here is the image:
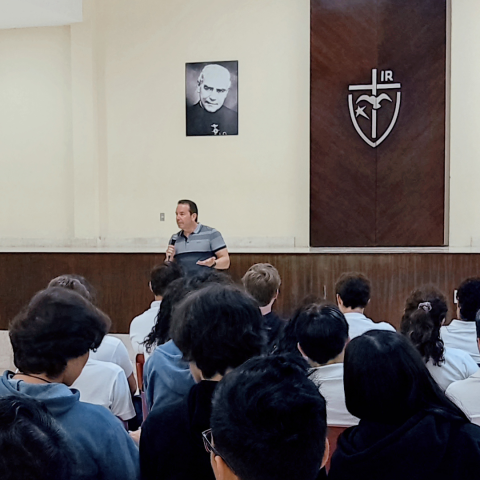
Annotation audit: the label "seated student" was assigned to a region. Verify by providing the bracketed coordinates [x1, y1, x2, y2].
[328, 330, 480, 480]
[129, 262, 182, 362]
[0, 396, 75, 480]
[335, 273, 395, 338]
[446, 309, 480, 425]
[140, 284, 266, 480]
[441, 277, 480, 364]
[48, 275, 137, 394]
[242, 263, 285, 352]
[48, 274, 135, 421]
[296, 303, 359, 427]
[143, 270, 232, 411]
[71, 358, 136, 421]
[401, 286, 478, 391]
[209, 355, 329, 480]
[3, 288, 139, 480]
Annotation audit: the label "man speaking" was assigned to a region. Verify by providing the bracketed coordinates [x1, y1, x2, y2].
[166, 200, 230, 276]
[186, 64, 238, 136]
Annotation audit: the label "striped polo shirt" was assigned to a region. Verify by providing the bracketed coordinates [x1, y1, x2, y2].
[170, 223, 227, 276]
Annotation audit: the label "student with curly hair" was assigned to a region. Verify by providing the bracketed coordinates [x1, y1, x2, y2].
[401, 286, 477, 391]
[140, 284, 266, 480]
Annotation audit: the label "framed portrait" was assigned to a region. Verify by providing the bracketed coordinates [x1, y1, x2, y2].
[186, 61, 238, 136]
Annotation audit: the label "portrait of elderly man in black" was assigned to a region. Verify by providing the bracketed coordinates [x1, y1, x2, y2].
[186, 62, 238, 136]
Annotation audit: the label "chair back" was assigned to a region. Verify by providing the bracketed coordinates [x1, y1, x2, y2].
[136, 354, 145, 391]
[326, 426, 347, 471]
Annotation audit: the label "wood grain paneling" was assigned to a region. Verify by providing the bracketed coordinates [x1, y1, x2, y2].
[1, 253, 479, 333]
[310, 0, 446, 246]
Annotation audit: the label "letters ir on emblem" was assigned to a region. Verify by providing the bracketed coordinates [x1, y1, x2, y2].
[348, 69, 402, 148]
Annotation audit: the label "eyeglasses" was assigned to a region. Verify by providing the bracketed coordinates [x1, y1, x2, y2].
[202, 429, 236, 474]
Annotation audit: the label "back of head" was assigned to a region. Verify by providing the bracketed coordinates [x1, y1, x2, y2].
[296, 303, 349, 364]
[211, 355, 327, 480]
[145, 269, 233, 349]
[242, 263, 281, 307]
[400, 286, 447, 365]
[344, 330, 462, 424]
[335, 272, 370, 309]
[0, 396, 75, 480]
[171, 283, 266, 378]
[150, 262, 183, 297]
[47, 274, 96, 304]
[476, 309, 480, 339]
[9, 288, 110, 378]
[457, 277, 480, 321]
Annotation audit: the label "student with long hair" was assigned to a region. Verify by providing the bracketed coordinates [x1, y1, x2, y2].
[401, 286, 477, 391]
[328, 330, 480, 480]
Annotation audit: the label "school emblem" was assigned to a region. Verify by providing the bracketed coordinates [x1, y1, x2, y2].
[348, 69, 401, 148]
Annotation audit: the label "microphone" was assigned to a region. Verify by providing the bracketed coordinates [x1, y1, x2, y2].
[166, 234, 178, 261]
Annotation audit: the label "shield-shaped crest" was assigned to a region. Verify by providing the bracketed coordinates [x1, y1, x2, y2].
[348, 69, 401, 148]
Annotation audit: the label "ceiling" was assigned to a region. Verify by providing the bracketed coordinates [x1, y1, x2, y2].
[0, 0, 82, 29]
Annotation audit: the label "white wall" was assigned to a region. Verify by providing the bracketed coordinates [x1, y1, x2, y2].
[449, 0, 480, 247]
[0, 0, 478, 249]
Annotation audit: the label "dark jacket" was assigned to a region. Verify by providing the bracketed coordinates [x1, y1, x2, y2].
[329, 408, 480, 480]
[140, 380, 217, 480]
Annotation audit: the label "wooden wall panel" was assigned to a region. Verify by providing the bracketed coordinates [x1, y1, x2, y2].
[1, 253, 480, 334]
[310, 0, 446, 246]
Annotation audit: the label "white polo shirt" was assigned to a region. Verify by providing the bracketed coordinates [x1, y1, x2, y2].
[344, 312, 396, 339]
[426, 346, 479, 391]
[129, 300, 161, 362]
[308, 363, 359, 427]
[72, 358, 136, 421]
[90, 335, 134, 378]
[446, 369, 480, 426]
[440, 320, 480, 364]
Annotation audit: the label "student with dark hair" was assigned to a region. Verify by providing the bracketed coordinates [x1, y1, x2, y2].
[328, 330, 480, 480]
[2, 288, 140, 480]
[446, 309, 480, 426]
[209, 355, 329, 480]
[140, 284, 266, 480]
[296, 304, 359, 426]
[129, 262, 183, 362]
[0, 396, 76, 480]
[143, 270, 232, 410]
[48, 274, 136, 422]
[401, 286, 477, 391]
[48, 274, 137, 394]
[242, 263, 285, 352]
[441, 277, 480, 363]
[335, 272, 395, 338]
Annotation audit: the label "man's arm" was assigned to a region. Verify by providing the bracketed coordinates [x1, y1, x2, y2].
[196, 248, 230, 269]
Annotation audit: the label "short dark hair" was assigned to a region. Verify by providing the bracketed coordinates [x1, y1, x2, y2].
[242, 263, 281, 307]
[171, 284, 266, 379]
[9, 288, 110, 378]
[211, 355, 327, 480]
[149, 262, 183, 297]
[335, 272, 371, 309]
[47, 274, 97, 304]
[457, 277, 480, 322]
[400, 286, 447, 366]
[344, 330, 466, 424]
[296, 304, 349, 364]
[178, 199, 198, 221]
[0, 396, 75, 480]
[144, 269, 233, 350]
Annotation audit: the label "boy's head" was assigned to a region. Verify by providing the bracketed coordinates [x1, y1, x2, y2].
[209, 355, 328, 480]
[296, 303, 349, 365]
[335, 273, 371, 310]
[149, 262, 183, 297]
[457, 277, 480, 321]
[242, 263, 281, 307]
